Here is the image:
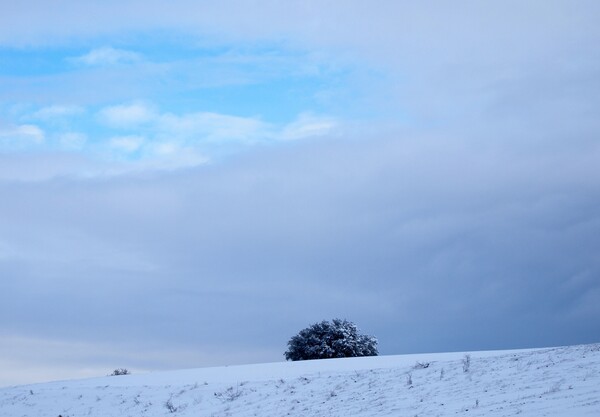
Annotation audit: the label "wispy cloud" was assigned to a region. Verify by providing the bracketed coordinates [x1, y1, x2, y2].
[157, 111, 271, 144]
[280, 113, 338, 141]
[137, 106, 338, 145]
[71, 46, 142, 67]
[92, 102, 340, 169]
[98, 102, 156, 128]
[31, 105, 85, 120]
[3, 98, 341, 172]
[108, 135, 145, 153]
[0, 124, 45, 149]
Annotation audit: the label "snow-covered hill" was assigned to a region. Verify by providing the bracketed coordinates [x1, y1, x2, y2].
[1, 343, 599, 416]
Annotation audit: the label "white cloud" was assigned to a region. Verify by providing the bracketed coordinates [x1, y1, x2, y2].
[98, 102, 155, 128]
[109, 135, 145, 152]
[72, 46, 142, 67]
[32, 105, 84, 120]
[150, 141, 180, 156]
[158, 112, 271, 144]
[94, 106, 341, 169]
[140, 143, 209, 170]
[1, 101, 340, 169]
[14, 125, 44, 142]
[99, 141, 209, 174]
[156, 111, 339, 145]
[0, 124, 45, 148]
[102, 135, 209, 172]
[279, 113, 338, 141]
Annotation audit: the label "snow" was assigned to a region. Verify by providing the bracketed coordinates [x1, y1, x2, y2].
[1, 343, 599, 416]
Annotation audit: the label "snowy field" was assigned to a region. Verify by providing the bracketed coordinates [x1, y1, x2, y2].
[1, 343, 599, 417]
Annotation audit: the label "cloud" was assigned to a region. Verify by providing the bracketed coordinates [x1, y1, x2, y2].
[0, 124, 45, 149]
[91, 104, 342, 168]
[280, 113, 338, 141]
[157, 111, 271, 144]
[133, 143, 209, 171]
[0, 152, 103, 181]
[31, 105, 85, 120]
[5, 98, 341, 170]
[72, 46, 142, 67]
[1, 127, 600, 385]
[98, 102, 155, 128]
[109, 135, 145, 152]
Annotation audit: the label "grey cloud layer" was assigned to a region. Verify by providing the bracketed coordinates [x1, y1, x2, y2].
[1, 132, 599, 369]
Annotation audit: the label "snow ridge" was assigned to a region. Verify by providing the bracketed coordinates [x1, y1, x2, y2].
[1, 343, 599, 416]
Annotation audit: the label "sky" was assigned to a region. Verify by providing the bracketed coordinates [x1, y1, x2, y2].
[1, 0, 599, 387]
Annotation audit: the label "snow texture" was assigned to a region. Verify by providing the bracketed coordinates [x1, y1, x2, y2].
[1, 343, 599, 416]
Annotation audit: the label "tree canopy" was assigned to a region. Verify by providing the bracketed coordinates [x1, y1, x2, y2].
[285, 318, 378, 361]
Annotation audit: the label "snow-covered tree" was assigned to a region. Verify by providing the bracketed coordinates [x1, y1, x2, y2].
[284, 318, 378, 361]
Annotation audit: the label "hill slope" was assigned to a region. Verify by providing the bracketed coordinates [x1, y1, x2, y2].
[1, 343, 599, 416]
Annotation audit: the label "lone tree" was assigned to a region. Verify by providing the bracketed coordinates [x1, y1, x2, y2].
[284, 318, 378, 361]
[109, 368, 130, 376]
